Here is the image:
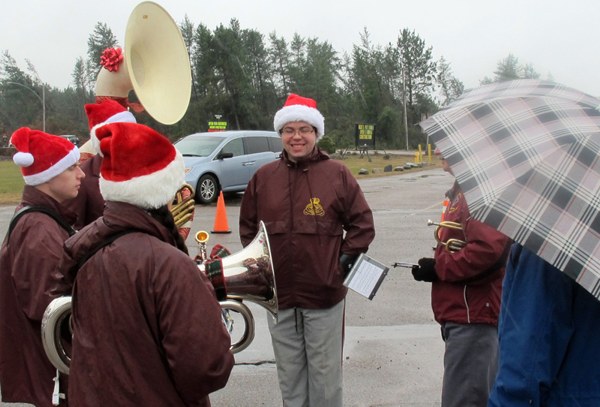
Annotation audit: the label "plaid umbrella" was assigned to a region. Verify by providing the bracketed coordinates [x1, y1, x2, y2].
[421, 79, 600, 300]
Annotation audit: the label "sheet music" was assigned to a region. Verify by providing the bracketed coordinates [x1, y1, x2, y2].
[343, 253, 389, 300]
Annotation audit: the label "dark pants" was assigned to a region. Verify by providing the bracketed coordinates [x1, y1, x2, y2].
[441, 322, 498, 407]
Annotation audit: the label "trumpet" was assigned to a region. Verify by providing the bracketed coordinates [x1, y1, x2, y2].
[194, 230, 210, 262]
[427, 219, 466, 252]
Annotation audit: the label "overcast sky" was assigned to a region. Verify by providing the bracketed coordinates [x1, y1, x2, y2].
[2, 0, 599, 96]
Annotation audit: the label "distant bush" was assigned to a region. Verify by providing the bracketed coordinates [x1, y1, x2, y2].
[0, 147, 15, 158]
[318, 136, 336, 154]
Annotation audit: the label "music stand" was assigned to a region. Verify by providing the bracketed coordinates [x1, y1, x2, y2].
[343, 253, 389, 300]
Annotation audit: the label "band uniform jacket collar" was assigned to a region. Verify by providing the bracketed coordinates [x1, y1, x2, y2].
[20, 184, 77, 226]
[57, 201, 176, 288]
[281, 146, 329, 169]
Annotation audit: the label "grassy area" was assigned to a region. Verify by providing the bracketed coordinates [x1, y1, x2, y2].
[0, 153, 441, 205]
[0, 160, 24, 204]
[341, 151, 440, 179]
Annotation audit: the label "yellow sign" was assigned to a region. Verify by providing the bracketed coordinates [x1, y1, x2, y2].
[357, 124, 374, 140]
[208, 121, 227, 132]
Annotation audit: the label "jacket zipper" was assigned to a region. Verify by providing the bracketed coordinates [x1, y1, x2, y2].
[463, 285, 471, 324]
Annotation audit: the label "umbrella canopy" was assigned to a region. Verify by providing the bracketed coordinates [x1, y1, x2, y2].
[421, 79, 600, 300]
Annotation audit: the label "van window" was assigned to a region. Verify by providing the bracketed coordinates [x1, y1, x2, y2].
[244, 137, 270, 154]
[268, 137, 283, 153]
[220, 138, 244, 157]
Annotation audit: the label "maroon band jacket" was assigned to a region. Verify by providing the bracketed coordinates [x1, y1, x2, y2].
[239, 149, 375, 310]
[0, 186, 76, 407]
[56, 201, 234, 406]
[432, 181, 511, 325]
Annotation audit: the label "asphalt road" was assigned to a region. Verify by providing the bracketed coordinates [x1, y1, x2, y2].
[0, 166, 451, 407]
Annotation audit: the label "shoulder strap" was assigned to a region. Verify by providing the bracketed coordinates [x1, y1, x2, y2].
[74, 229, 139, 271]
[6, 205, 75, 244]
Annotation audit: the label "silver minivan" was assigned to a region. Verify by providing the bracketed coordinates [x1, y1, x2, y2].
[175, 130, 282, 204]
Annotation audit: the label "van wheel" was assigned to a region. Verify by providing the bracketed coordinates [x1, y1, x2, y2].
[196, 174, 219, 204]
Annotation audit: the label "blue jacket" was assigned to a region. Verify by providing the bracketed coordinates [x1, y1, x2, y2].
[488, 244, 600, 406]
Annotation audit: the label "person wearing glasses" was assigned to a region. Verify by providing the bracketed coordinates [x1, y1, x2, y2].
[239, 94, 375, 407]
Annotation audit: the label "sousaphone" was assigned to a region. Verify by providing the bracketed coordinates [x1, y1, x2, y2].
[41, 1, 193, 375]
[95, 1, 192, 124]
[42, 222, 278, 374]
[196, 221, 278, 354]
[78, 0, 192, 159]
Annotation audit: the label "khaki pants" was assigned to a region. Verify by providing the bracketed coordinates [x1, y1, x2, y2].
[268, 300, 345, 407]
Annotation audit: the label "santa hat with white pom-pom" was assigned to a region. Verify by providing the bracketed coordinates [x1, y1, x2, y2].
[80, 99, 136, 155]
[10, 127, 80, 186]
[95, 122, 184, 209]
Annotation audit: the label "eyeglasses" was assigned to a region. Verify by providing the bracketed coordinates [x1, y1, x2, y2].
[280, 126, 315, 136]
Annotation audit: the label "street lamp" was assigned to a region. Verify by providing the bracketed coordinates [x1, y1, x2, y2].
[5, 81, 46, 132]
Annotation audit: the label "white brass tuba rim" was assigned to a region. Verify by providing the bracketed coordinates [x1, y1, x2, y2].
[41, 296, 72, 375]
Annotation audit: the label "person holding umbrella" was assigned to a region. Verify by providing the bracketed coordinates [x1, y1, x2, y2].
[488, 244, 600, 406]
[411, 149, 511, 407]
[418, 79, 600, 407]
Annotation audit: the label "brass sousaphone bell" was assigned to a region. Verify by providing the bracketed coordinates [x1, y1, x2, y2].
[78, 1, 192, 158]
[41, 1, 193, 375]
[95, 1, 192, 124]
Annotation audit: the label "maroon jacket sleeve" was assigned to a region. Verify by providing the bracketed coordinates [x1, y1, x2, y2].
[338, 166, 375, 255]
[239, 175, 259, 247]
[434, 189, 510, 283]
[10, 213, 70, 321]
[435, 217, 510, 283]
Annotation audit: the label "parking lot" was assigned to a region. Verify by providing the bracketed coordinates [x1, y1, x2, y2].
[0, 166, 451, 407]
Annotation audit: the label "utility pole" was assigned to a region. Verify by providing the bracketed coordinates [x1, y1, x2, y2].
[402, 67, 409, 151]
[41, 84, 46, 132]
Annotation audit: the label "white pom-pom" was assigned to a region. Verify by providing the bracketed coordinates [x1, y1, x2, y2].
[13, 152, 34, 167]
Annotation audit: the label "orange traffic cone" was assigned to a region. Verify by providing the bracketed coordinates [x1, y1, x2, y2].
[440, 198, 449, 222]
[437, 198, 449, 240]
[212, 191, 232, 234]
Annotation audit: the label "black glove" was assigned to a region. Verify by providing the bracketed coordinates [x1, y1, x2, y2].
[339, 253, 358, 278]
[411, 257, 437, 282]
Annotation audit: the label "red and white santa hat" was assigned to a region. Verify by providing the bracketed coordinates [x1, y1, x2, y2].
[84, 99, 136, 154]
[273, 93, 325, 140]
[95, 122, 184, 209]
[10, 127, 80, 186]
